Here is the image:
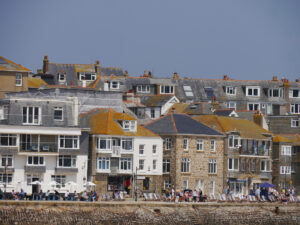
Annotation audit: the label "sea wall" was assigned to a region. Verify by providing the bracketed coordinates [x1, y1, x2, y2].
[0, 201, 299, 225]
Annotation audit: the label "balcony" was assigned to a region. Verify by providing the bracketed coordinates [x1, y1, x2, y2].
[20, 142, 58, 153]
[24, 165, 46, 173]
[112, 146, 121, 157]
[239, 147, 271, 157]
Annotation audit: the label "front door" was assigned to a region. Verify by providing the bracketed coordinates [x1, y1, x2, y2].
[32, 178, 39, 194]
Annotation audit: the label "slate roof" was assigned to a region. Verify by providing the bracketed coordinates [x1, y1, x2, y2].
[140, 95, 174, 107]
[0, 56, 31, 72]
[145, 113, 222, 136]
[278, 134, 300, 145]
[80, 108, 158, 137]
[193, 115, 271, 139]
[101, 67, 123, 76]
[214, 109, 235, 117]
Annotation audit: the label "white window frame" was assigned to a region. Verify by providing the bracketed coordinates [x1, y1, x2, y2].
[291, 118, 299, 127]
[139, 159, 145, 171]
[289, 89, 300, 98]
[281, 145, 292, 156]
[51, 175, 66, 188]
[79, 72, 96, 81]
[183, 138, 188, 150]
[96, 157, 110, 171]
[150, 108, 155, 119]
[163, 159, 170, 173]
[291, 104, 300, 114]
[54, 107, 63, 121]
[246, 86, 260, 97]
[110, 81, 120, 89]
[269, 88, 283, 98]
[139, 144, 144, 155]
[58, 73, 66, 82]
[59, 136, 79, 149]
[1, 154, 13, 168]
[280, 166, 291, 175]
[210, 140, 215, 152]
[152, 145, 157, 154]
[183, 180, 188, 190]
[227, 101, 236, 110]
[57, 155, 76, 168]
[197, 139, 203, 151]
[153, 159, 157, 170]
[181, 158, 190, 173]
[96, 137, 111, 150]
[26, 174, 41, 186]
[0, 134, 17, 147]
[228, 158, 239, 171]
[228, 135, 241, 148]
[165, 138, 171, 150]
[23, 106, 41, 125]
[160, 85, 174, 94]
[247, 103, 260, 111]
[137, 85, 150, 93]
[0, 174, 12, 185]
[163, 180, 171, 189]
[16, 73, 22, 86]
[226, 86, 236, 95]
[27, 156, 45, 166]
[260, 159, 271, 172]
[121, 138, 133, 151]
[208, 159, 217, 173]
[251, 159, 256, 172]
[120, 158, 132, 171]
[123, 120, 136, 131]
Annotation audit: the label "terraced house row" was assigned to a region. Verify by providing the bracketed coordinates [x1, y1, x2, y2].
[0, 55, 298, 195]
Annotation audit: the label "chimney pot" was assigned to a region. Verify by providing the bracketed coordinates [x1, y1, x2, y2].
[173, 72, 179, 79]
[272, 76, 278, 81]
[296, 78, 299, 82]
[223, 75, 229, 80]
[148, 71, 152, 78]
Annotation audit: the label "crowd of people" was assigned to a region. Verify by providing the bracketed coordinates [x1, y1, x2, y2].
[0, 188, 98, 201]
[163, 187, 207, 202]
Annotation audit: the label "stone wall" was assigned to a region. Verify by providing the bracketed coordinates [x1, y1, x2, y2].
[0, 201, 299, 225]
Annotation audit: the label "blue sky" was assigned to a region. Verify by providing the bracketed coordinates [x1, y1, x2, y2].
[0, 0, 299, 80]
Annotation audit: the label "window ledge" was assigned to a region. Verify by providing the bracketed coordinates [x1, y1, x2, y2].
[208, 173, 218, 176]
[181, 172, 191, 175]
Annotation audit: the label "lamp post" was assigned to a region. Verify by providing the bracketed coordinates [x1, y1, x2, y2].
[135, 166, 138, 202]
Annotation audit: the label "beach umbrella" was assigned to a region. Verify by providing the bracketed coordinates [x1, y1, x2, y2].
[66, 181, 77, 192]
[30, 181, 42, 185]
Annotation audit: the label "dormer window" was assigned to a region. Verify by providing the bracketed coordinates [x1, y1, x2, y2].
[78, 72, 96, 81]
[289, 89, 300, 98]
[110, 81, 120, 89]
[58, 74, 66, 82]
[269, 88, 283, 98]
[225, 87, 236, 95]
[123, 120, 136, 131]
[246, 86, 260, 97]
[228, 135, 241, 148]
[137, 85, 150, 93]
[160, 85, 174, 94]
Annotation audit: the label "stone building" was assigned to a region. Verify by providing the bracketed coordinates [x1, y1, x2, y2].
[193, 115, 273, 195]
[80, 109, 163, 194]
[0, 56, 31, 98]
[145, 113, 224, 195]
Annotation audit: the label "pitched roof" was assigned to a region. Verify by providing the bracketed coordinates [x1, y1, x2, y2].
[140, 95, 174, 107]
[193, 115, 271, 139]
[145, 113, 222, 136]
[278, 134, 300, 145]
[28, 77, 47, 88]
[214, 109, 235, 116]
[0, 56, 31, 72]
[80, 108, 158, 137]
[101, 67, 123, 76]
[273, 135, 291, 143]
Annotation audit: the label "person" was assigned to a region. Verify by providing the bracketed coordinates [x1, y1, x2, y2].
[20, 189, 25, 200]
[45, 190, 50, 200]
[255, 187, 260, 199]
[192, 189, 197, 202]
[64, 190, 69, 201]
[39, 189, 43, 200]
[55, 190, 60, 200]
[198, 189, 203, 202]
[11, 190, 17, 200]
[74, 191, 78, 201]
[0, 188, 4, 200]
[93, 191, 97, 201]
[171, 186, 175, 198]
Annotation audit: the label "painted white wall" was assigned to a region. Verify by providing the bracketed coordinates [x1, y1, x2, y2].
[161, 96, 179, 115]
[133, 137, 163, 176]
[3, 153, 87, 194]
[145, 107, 161, 119]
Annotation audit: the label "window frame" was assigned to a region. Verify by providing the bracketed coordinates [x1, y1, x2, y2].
[210, 140, 215, 152]
[1, 154, 13, 168]
[59, 136, 79, 149]
[247, 103, 260, 111]
[269, 88, 283, 98]
[139, 159, 145, 171]
[0, 134, 17, 147]
[96, 157, 110, 171]
[163, 159, 170, 173]
[290, 104, 300, 114]
[27, 156, 45, 166]
[291, 118, 299, 128]
[246, 86, 260, 97]
[57, 155, 77, 168]
[165, 138, 171, 150]
[160, 85, 174, 94]
[120, 157, 132, 171]
[16, 73, 22, 86]
[183, 138, 188, 150]
[54, 107, 63, 121]
[197, 139, 203, 151]
[139, 144, 145, 155]
[22, 106, 40, 125]
[136, 85, 150, 93]
[228, 158, 239, 171]
[225, 86, 236, 95]
[208, 159, 217, 174]
[181, 158, 190, 173]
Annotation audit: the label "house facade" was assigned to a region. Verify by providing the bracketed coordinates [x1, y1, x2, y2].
[145, 113, 224, 195]
[0, 56, 31, 99]
[194, 115, 273, 195]
[80, 109, 163, 194]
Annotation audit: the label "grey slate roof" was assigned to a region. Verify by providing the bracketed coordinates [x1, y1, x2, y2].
[145, 113, 222, 136]
[47, 63, 78, 86]
[214, 109, 235, 116]
[140, 95, 173, 107]
[101, 67, 123, 76]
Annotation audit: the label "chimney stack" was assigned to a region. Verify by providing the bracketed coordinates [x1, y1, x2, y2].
[143, 71, 148, 77]
[148, 71, 152, 78]
[272, 76, 278, 81]
[124, 70, 129, 77]
[95, 60, 100, 73]
[43, 55, 49, 74]
[296, 78, 299, 83]
[223, 75, 229, 80]
[173, 72, 179, 79]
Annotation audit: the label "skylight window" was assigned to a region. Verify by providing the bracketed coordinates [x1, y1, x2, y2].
[204, 87, 214, 98]
[183, 86, 193, 97]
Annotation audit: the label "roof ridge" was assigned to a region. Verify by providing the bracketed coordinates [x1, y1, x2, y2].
[170, 113, 178, 133]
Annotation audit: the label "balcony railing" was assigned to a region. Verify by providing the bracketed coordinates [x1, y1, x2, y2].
[20, 142, 58, 153]
[239, 146, 270, 156]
